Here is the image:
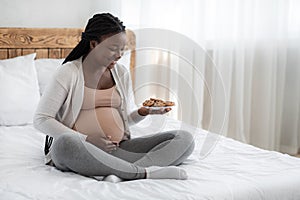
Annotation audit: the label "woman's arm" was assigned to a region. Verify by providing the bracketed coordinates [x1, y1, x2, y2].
[33, 72, 86, 140]
[123, 69, 147, 125]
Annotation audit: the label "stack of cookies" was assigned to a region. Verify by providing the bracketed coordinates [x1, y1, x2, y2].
[142, 98, 175, 107]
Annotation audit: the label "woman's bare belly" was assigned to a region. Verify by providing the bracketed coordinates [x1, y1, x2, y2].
[74, 107, 125, 143]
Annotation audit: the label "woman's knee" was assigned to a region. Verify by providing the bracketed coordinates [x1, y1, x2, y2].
[176, 130, 194, 141]
[51, 133, 82, 164]
[53, 132, 81, 149]
[176, 130, 195, 150]
[164, 130, 195, 147]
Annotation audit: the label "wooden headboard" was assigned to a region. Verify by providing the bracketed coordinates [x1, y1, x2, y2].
[0, 27, 136, 81]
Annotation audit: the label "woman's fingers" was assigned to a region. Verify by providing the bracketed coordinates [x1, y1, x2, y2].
[106, 136, 119, 145]
[111, 141, 120, 146]
[96, 136, 117, 153]
[161, 107, 172, 114]
[105, 136, 119, 152]
[107, 144, 117, 153]
[165, 107, 172, 112]
[105, 140, 117, 152]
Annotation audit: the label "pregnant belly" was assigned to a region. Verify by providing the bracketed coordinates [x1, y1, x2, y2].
[74, 107, 125, 142]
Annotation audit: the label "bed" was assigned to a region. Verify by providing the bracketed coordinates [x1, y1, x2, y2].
[1, 27, 300, 200]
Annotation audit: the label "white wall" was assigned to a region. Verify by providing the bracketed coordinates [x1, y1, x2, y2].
[1, 0, 122, 28]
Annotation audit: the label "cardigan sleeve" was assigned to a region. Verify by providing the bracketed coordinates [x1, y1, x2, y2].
[33, 67, 87, 140]
[123, 67, 147, 125]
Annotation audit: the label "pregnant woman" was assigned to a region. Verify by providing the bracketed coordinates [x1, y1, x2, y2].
[33, 13, 195, 182]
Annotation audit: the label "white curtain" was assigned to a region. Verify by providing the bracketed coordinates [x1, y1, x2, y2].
[119, 0, 300, 154]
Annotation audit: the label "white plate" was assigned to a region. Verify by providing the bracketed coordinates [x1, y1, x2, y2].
[143, 106, 173, 110]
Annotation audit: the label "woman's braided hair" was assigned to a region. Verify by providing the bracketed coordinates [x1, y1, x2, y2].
[63, 13, 126, 64]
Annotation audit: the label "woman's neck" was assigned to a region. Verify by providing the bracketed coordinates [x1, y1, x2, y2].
[82, 58, 115, 89]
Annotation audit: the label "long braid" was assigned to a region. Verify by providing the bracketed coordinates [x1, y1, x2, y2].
[63, 13, 126, 64]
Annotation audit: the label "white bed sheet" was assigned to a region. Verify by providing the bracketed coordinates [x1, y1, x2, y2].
[1, 116, 300, 200]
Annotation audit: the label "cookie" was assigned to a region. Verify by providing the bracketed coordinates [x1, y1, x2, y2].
[143, 98, 175, 107]
[165, 101, 175, 106]
[153, 101, 166, 107]
[150, 98, 164, 103]
[142, 99, 155, 107]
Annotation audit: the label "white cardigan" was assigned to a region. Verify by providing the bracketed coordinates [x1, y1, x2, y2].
[33, 57, 145, 162]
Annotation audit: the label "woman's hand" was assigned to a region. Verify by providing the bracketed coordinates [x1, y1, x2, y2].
[138, 107, 172, 116]
[85, 135, 117, 153]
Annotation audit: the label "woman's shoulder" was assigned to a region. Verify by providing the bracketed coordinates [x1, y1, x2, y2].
[53, 59, 81, 83]
[114, 63, 130, 76]
[57, 58, 81, 74]
[59, 59, 81, 74]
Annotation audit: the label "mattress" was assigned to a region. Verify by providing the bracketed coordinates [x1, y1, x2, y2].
[1, 115, 300, 200]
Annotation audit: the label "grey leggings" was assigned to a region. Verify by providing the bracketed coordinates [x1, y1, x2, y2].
[50, 130, 195, 180]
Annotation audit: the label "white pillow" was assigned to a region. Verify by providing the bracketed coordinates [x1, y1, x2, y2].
[0, 53, 40, 125]
[35, 58, 64, 95]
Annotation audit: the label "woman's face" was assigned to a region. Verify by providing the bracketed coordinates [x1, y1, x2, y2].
[87, 32, 127, 69]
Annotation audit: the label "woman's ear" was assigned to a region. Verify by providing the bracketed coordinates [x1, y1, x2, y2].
[89, 40, 99, 49]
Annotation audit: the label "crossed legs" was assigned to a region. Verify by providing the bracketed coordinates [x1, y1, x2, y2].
[50, 130, 195, 180]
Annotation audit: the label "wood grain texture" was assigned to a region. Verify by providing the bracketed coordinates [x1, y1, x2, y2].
[22, 49, 35, 56]
[61, 48, 73, 58]
[125, 29, 136, 86]
[8, 49, 22, 58]
[0, 49, 7, 59]
[0, 28, 81, 59]
[0, 28, 82, 48]
[125, 29, 136, 52]
[49, 48, 61, 59]
[35, 49, 49, 59]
